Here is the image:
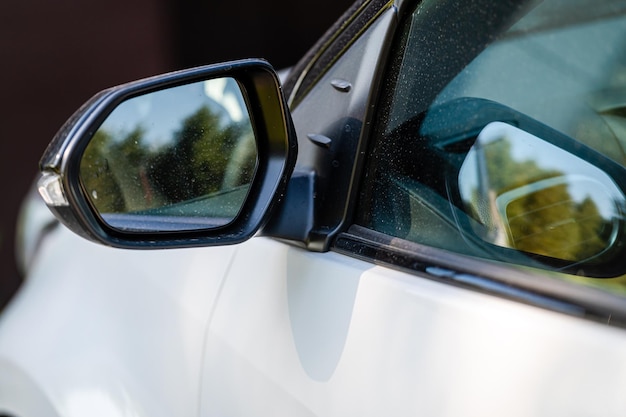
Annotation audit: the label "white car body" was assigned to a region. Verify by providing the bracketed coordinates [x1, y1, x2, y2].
[3, 202, 626, 416]
[2, 0, 626, 416]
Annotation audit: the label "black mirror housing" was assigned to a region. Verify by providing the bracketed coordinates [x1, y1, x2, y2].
[38, 59, 297, 249]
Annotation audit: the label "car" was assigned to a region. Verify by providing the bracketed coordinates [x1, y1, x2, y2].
[2, 0, 626, 415]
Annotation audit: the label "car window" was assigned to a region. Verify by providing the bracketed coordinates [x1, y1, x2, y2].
[357, 0, 626, 293]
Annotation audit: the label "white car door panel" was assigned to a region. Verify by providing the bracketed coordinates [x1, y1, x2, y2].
[0, 225, 236, 417]
[201, 237, 626, 416]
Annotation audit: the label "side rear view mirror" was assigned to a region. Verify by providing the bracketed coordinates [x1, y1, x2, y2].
[38, 59, 297, 249]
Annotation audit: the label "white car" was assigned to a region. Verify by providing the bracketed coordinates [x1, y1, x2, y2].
[3, 0, 626, 416]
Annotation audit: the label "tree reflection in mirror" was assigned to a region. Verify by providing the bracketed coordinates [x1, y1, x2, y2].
[79, 77, 258, 232]
[459, 122, 625, 263]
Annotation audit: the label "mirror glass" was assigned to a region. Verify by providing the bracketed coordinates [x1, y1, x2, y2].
[79, 77, 258, 232]
[459, 122, 625, 263]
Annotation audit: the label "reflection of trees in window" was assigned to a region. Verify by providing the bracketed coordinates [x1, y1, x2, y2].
[80, 105, 256, 214]
[470, 138, 610, 262]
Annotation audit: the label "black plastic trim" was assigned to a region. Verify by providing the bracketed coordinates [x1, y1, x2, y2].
[283, 0, 391, 108]
[262, 170, 316, 242]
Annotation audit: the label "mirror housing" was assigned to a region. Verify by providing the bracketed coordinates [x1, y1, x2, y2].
[38, 59, 297, 249]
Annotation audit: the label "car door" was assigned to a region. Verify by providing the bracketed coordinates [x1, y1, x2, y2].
[199, 0, 626, 415]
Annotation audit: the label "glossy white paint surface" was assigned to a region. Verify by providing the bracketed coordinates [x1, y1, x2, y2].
[0, 225, 236, 417]
[3, 214, 626, 416]
[201, 237, 626, 416]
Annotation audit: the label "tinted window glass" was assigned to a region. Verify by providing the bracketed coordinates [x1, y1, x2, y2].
[358, 0, 626, 291]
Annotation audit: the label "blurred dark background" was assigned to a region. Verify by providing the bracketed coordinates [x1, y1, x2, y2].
[0, 0, 353, 309]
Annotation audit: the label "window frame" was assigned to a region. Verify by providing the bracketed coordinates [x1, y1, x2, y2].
[332, 0, 626, 327]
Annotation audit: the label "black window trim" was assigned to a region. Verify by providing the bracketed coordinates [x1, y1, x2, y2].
[334, 225, 626, 328]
